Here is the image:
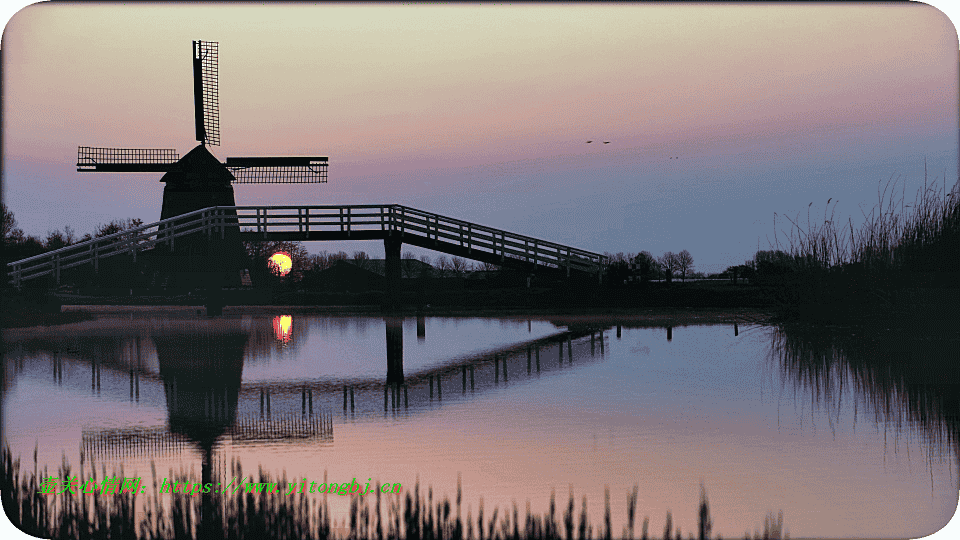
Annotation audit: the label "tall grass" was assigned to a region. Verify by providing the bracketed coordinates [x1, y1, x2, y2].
[769, 171, 959, 314]
[2, 446, 788, 540]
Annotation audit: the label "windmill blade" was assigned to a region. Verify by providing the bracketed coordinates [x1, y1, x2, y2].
[193, 40, 220, 146]
[77, 146, 179, 172]
[225, 156, 328, 184]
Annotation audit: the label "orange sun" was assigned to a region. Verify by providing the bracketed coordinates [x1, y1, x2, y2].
[268, 251, 292, 276]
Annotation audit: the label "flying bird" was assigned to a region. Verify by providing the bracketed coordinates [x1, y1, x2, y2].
[603, 141, 610, 144]
[586, 140, 593, 143]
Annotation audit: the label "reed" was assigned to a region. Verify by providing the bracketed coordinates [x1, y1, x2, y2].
[2, 447, 788, 540]
[769, 171, 959, 317]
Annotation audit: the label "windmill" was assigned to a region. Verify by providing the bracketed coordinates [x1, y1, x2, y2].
[76, 41, 328, 290]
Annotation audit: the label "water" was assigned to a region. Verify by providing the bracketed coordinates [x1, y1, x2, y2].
[2, 310, 957, 539]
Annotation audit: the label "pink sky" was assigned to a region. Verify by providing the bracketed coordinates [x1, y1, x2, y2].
[2, 3, 958, 273]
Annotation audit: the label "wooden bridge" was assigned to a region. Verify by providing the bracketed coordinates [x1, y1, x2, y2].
[6, 205, 606, 290]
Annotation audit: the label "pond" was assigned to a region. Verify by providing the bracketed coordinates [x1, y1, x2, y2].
[2, 309, 957, 539]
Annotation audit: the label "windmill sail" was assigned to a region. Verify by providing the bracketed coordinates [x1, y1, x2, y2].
[77, 146, 179, 172]
[193, 40, 220, 146]
[225, 156, 328, 183]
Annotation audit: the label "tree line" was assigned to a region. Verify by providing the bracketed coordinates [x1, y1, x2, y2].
[603, 249, 697, 285]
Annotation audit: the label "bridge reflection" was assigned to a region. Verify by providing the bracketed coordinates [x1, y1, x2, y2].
[3, 314, 612, 429]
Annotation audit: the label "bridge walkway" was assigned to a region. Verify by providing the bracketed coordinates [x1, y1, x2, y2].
[7, 205, 606, 288]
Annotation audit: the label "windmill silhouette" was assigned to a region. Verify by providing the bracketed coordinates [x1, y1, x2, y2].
[76, 41, 328, 292]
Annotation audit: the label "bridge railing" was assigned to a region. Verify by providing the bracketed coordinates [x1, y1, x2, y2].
[385, 205, 604, 273]
[7, 204, 606, 286]
[231, 205, 605, 274]
[6, 207, 236, 287]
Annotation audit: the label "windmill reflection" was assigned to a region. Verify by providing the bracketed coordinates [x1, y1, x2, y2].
[81, 327, 332, 538]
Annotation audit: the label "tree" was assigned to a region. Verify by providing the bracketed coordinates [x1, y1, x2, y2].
[676, 249, 694, 281]
[44, 226, 77, 251]
[401, 251, 419, 279]
[434, 255, 449, 277]
[449, 256, 467, 275]
[95, 218, 143, 238]
[658, 252, 678, 283]
[352, 250, 370, 270]
[603, 252, 631, 286]
[753, 250, 794, 283]
[416, 255, 434, 279]
[632, 251, 658, 283]
[1, 203, 23, 245]
[310, 251, 331, 271]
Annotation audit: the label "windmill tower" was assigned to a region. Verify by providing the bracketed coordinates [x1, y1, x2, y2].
[76, 41, 328, 290]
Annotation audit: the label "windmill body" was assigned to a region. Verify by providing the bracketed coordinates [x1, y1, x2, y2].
[76, 41, 328, 292]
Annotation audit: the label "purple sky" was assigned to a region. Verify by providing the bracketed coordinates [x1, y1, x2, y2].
[3, 3, 958, 273]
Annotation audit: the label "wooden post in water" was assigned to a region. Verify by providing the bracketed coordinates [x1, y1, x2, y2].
[617, 325, 621, 339]
[667, 327, 673, 341]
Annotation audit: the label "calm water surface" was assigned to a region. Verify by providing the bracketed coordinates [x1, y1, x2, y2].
[2, 310, 957, 538]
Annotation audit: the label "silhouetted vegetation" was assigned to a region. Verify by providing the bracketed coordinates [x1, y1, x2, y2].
[2, 446, 787, 540]
[765, 174, 959, 320]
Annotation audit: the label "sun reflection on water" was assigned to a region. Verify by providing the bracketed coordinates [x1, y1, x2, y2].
[273, 315, 293, 344]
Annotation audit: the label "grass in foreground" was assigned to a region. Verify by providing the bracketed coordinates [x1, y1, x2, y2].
[2, 447, 788, 540]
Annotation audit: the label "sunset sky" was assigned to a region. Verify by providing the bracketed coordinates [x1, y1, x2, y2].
[2, 3, 958, 273]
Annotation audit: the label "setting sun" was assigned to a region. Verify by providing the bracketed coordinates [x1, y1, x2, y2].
[267, 251, 292, 276]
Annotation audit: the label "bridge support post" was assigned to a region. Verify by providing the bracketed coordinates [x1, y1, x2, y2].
[384, 237, 402, 310]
